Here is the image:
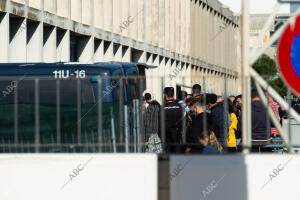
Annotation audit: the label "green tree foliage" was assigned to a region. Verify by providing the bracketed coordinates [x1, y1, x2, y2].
[252, 54, 287, 96]
[252, 54, 277, 78]
[269, 78, 287, 97]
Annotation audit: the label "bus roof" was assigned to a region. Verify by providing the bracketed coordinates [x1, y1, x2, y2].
[0, 63, 114, 77]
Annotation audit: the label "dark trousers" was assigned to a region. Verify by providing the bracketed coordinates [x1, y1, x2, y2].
[166, 128, 182, 153]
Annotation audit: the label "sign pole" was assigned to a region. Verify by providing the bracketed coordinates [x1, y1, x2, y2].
[242, 0, 252, 153]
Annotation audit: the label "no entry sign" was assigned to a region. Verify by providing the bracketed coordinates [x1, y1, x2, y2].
[277, 15, 300, 96]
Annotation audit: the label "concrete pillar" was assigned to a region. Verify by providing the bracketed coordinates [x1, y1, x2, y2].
[103, 41, 113, 61]
[94, 39, 104, 62]
[180, 0, 185, 55]
[29, 0, 41, 9]
[71, 0, 82, 23]
[169, 0, 175, 52]
[137, 0, 144, 42]
[27, 21, 43, 62]
[158, 0, 165, 48]
[82, 0, 92, 26]
[103, 0, 112, 31]
[196, 1, 200, 59]
[152, 0, 159, 47]
[78, 36, 93, 62]
[9, 17, 27, 62]
[164, 0, 170, 50]
[43, 25, 56, 62]
[113, 43, 122, 61]
[94, 0, 104, 29]
[0, 13, 9, 62]
[146, 53, 153, 95]
[186, 63, 192, 94]
[112, 0, 121, 34]
[152, 54, 160, 101]
[157, 56, 165, 102]
[129, 0, 138, 41]
[175, 0, 179, 53]
[200, 67, 203, 88]
[44, 0, 56, 14]
[57, 0, 70, 18]
[56, 29, 70, 62]
[120, 0, 129, 37]
[169, 59, 176, 89]
[203, 69, 208, 93]
[164, 57, 171, 86]
[121, 46, 130, 62]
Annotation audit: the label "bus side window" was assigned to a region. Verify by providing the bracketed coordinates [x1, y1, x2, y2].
[18, 80, 35, 104]
[0, 80, 16, 104]
[100, 78, 115, 103]
[39, 80, 56, 104]
[81, 79, 95, 104]
[111, 79, 120, 102]
[60, 80, 77, 104]
[130, 81, 138, 99]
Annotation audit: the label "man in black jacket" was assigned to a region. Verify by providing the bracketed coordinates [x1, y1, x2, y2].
[251, 89, 271, 148]
[188, 99, 219, 153]
[237, 89, 272, 152]
[164, 87, 183, 153]
[207, 94, 231, 147]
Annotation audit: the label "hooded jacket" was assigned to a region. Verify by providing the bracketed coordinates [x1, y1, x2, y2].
[251, 100, 271, 141]
[210, 102, 231, 144]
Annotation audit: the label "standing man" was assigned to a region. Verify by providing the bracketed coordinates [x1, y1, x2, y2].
[208, 93, 231, 148]
[251, 89, 271, 151]
[163, 87, 183, 153]
[143, 93, 162, 153]
[192, 84, 201, 98]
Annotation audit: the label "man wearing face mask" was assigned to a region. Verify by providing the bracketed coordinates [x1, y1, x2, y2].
[188, 99, 219, 153]
[164, 87, 183, 153]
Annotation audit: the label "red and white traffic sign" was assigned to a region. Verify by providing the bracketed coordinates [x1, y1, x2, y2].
[277, 15, 300, 96]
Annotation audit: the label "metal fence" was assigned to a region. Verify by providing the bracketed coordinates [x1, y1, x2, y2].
[0, 74, 299, 153]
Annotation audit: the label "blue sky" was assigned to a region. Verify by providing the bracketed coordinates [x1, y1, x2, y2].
[219, 0, 290, 14]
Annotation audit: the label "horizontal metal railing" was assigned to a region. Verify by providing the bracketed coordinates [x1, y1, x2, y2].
[0, 75, 298, 154]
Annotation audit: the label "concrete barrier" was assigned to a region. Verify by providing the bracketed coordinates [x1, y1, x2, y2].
[170, 154, 300, 200]
[0, 154, 158, 200]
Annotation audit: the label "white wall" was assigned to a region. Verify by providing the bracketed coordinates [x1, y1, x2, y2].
[170, 155, 300, 200]
[0, 154, 158, 200]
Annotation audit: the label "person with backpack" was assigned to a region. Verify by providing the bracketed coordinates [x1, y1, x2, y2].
[143, 93, 162, 153]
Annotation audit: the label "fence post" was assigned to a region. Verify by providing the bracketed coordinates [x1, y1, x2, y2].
[124, 105, 129, 153]
[98, 78, 103, 152]
[34, 78, 40, 153]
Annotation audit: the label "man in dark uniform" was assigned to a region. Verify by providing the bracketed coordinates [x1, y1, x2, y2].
[188, 98, 219, 153]
[163, 87, 183, 153]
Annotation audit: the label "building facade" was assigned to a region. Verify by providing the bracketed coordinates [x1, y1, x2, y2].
[0, 0, 241, 100]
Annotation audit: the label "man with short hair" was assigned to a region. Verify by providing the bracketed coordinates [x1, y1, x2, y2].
[163, 87, 183, 153]
[192, 84, 201, 98]
[144, 93, 152, 103]
[251, 89, 271, 150]
[208, 94, 231, 147]
[228, 96, 235, 103]
[188, 99, 218, 153]
[143, 92, 161, 142]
